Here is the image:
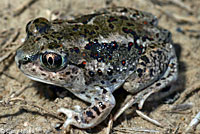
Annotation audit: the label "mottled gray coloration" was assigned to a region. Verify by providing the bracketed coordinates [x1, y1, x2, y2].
[15, 7, 178, 129]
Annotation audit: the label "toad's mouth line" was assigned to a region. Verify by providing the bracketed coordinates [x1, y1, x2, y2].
[23, 73, 59, 86]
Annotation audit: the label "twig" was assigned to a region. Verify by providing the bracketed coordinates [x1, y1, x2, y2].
[0, 29, 21, 63]
[136, 110, 164, 128]
[170, 103, 193, 112]
[3, 96, 63, 121]
[168, 0, 193, 13]
[113, 127, 160, 133]
[173, 122, 181, 134]
[9, 84, 30, 98]
[106, 115, 113, 134]
[175, 82, 200, 104]
[185, 112, 200, 133]
[13, 0, 39, 17]
[155, 5, 198, 24]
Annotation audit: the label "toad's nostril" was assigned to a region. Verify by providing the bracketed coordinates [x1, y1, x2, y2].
[15, 49, 31, 65]
[21, 56, 31, 64]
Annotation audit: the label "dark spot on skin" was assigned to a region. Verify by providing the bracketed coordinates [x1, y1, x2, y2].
[108, 17, 118, 22]
[35, 37, 41, 41]
[161, 78, 166, 80]
[120, 8, 128, 13]
[69, 33, 74, 36]
[89, 71, 95, 77]
[107, 68, 113, 75]
[156, 83, 161, 86]
[141, 55, 150, 63]
[137, 68, 143, 77]
[79, 34, 86, 38]
[127, 22, 134, 26]
[149, 45, 155, 49]
[74, 116, 79, 121]
[94, 39, 98, 42]
[40, 46, 44, 50]
[89, 30, 96, 35]
[142, 36, 148, 41]
[140, 62, 146, 66]
[86, 111, 95, 118]
[97, 69, 103, 75]
[130, 67, 135, 71]
[92, 106, 101, 116]
[69, 48, 74, 52]
[156, 33, 159, 38]
[41, 73, 46, 76]
[59, 77, 64, 80]
[98, 102, 106, 110]
[43, 35, 49, 40]
[74, 47, 80, 53]
[128, 42, 134, 51]
[78, 61, 86, 68]
[138, 50, 142, 55]
[156, 50, 163, 55]
[101, 81, 105, 84]
[65, 72, 70, 75]
[122, 27, 129, 33]
[39, 67, 44, 71]
[95, 26, 99, 30]
[80, 91, 85, 94]
[94, 98, 99, 101]
[72, 68, 78, 74]
[103, 89, 107, 94]
[84, 43, 91, 50]
[85, 81, 89, 85]
[108, 56, 112, 60]
[150, 69, 154, 77]
[111, 79, 116, 83]
[119, 16, 128, 20]
[52, 19, 63, 24]
[70, 75, 73, 79]
[86, 94, 91, 99]
[31, 68, 36, 72]
[130, 29, 137, 37]
[122, 43, 126, 47]
[73, 27, 79, 31]
[109, 23, 114, 29]
[57, 36, 63, 41]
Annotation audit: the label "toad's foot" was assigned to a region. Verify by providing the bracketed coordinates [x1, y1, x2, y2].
[58, 90, 116, 129]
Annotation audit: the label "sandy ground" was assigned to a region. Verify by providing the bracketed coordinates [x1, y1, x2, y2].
[0, 0, 200, 133]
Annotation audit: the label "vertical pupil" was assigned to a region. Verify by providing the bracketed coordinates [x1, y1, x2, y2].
[42, 53, 63, 71]
[47, 57, 53, 65]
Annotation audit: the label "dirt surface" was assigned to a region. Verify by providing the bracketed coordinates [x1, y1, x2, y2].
[0, 0, 200, 134]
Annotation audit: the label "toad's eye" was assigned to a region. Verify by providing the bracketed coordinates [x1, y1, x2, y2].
[40, 52, 65, 71]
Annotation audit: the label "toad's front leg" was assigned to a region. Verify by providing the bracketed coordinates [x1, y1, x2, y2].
[57, 87, 116, 129]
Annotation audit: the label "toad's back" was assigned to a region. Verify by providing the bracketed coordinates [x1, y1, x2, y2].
[46, 7, 172, 91]
[16, 7, 173, 93]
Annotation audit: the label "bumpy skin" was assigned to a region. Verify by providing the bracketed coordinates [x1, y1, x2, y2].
[15, 7, 178, 128]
